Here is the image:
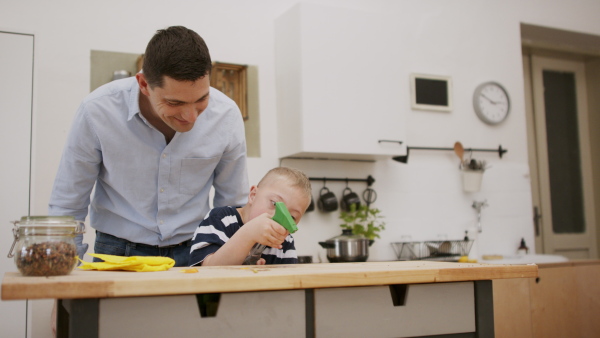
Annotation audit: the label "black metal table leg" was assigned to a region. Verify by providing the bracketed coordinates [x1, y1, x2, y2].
[474, 280, 495, 338]
[305, 289, 315, 338]
[56, 298, 99, 338]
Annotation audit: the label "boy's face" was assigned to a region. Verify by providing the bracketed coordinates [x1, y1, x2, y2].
[246, 178, 310, 225]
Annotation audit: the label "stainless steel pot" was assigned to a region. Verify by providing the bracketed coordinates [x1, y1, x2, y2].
[318, 229, 372, 263]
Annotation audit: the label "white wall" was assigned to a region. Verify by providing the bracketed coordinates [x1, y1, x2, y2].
[2, 0, 600, 336]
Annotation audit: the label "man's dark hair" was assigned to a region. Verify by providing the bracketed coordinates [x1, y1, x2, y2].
[142, 26, 212, 88]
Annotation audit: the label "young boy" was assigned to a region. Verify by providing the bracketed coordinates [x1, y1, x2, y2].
[189, 167, 312, 266]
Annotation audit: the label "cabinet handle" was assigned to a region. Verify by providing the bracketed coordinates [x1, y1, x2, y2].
[533, 206, 542, 237]
[378, 140, 403, 145]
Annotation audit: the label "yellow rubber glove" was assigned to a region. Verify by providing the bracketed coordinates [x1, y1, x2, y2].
[78, 253, 175, 272]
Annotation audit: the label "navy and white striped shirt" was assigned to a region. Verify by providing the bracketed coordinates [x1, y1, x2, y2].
[189, 206, 298, 266]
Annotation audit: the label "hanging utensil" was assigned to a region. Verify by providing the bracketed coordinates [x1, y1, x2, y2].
[453, 141, 464, 163]
[362, 188, 377, 208]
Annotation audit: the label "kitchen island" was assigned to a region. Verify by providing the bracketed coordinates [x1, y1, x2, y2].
[2, 261, 537, 338]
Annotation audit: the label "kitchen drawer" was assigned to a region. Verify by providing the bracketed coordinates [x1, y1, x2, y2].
[314, 282, 475, 337]
[98, 290, 305, 338]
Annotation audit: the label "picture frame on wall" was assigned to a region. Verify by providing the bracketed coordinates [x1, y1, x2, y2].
[410, 73, 453, 112]
[210, 62, 248, 120]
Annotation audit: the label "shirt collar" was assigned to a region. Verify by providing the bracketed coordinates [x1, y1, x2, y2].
[127, 78, 141, 122]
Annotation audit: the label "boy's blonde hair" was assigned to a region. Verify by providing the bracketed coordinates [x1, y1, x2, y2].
[258, 167, 312, 200]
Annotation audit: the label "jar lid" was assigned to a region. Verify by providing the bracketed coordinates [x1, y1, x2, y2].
[12, 216, 85, 235]
[18, 215, 77, 226]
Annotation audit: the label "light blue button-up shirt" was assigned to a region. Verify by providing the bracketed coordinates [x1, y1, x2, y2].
[49, 77, 249, 246]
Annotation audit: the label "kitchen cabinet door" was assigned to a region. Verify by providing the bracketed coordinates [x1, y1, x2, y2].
[0, 30, 33, 338]
[493, 278, 534, 338]
[275, 3, 406, 161]
[529, 262, 600, 338]
[492, 262, 600, 338]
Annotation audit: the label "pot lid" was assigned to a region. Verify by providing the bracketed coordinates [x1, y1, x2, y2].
[327, 229, 367, 242]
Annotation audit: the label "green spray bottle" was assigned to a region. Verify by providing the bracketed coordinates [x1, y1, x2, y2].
[242, 202, 297, 265]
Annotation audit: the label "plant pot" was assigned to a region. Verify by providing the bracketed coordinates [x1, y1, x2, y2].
[461, 170, 484, 192]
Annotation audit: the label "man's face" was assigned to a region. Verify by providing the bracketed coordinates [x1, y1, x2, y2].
[246, 179, 311, 226]
[138, 74, 210, 133]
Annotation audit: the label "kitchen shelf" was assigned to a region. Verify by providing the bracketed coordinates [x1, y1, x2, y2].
[391, 240, 474, 262]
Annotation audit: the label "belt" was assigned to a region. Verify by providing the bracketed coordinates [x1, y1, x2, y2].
[97, 231, 192, 249]
[156, 239, 192, 249]
[135, 239, 192, 249]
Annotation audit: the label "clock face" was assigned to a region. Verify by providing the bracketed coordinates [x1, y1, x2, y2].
[473, 82, 510, 125]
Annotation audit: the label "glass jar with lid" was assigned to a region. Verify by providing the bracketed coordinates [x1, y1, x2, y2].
[8, 216, 85, 276]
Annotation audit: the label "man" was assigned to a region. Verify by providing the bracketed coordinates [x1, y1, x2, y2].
[48, 26, 249, 267]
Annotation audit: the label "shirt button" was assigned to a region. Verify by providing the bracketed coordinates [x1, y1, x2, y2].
[160, 188, 164, 193]
[162, 154, 167, 158]
[159, 220, 164, 224]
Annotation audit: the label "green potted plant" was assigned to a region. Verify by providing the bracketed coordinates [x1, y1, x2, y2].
[339, 204, 386, 242]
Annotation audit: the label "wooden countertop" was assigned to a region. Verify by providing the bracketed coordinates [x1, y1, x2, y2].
[2, 261, 538, 301]
[536, 259, 600, 268]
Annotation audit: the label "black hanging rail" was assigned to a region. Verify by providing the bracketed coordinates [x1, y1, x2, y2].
[378, 142, 507, 164]
[309, 175, 375, 187]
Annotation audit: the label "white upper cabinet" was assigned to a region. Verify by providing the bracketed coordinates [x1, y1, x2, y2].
[275, 3, 406, 161]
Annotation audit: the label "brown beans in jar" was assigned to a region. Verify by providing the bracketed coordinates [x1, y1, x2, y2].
[16, 241, 77, 276]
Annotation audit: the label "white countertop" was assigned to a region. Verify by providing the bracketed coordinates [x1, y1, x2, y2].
[478, 253, 568, 265]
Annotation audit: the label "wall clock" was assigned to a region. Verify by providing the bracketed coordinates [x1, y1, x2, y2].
[473, 81, 510, 125]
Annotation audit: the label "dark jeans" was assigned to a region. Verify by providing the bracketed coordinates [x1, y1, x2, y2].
[94, 231, 192, 267]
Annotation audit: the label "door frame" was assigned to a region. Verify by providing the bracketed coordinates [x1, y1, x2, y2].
[524, 52, 598, 258]
[523, 54, 544, 252]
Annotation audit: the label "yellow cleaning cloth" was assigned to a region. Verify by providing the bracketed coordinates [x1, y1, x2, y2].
[78, 253, 175, 272]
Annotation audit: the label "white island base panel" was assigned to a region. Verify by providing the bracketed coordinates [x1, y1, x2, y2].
[96, 282, 474, 338]
[99, 290, 306, 338]
[315, 282, 474, 337]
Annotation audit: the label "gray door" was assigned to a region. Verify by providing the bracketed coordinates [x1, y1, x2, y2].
[525, 54, 598, 258]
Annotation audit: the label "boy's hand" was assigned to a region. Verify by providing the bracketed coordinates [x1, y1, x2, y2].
[244, 213, 289, 249]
